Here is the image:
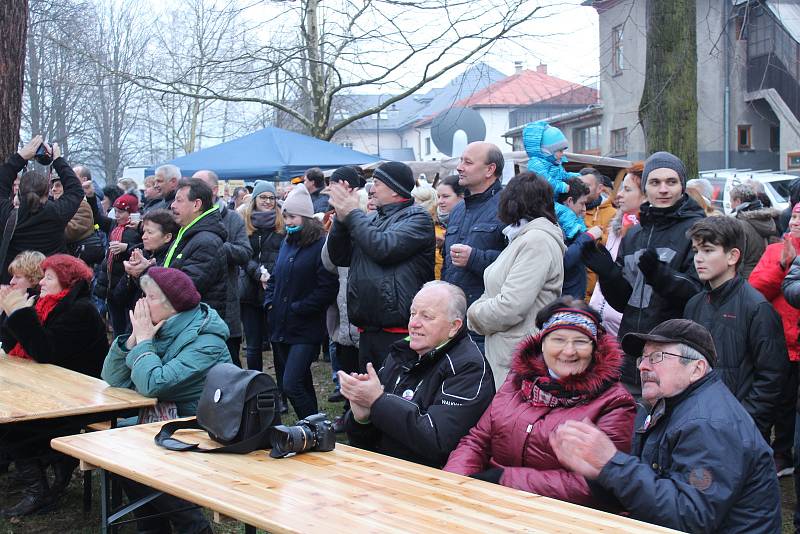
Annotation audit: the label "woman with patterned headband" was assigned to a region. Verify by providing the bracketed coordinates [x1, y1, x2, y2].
[444, 296, 635, 507]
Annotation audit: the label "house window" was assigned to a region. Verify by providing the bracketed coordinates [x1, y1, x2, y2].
[788, 151, 800, 169]
[610, 128, 627, 156]
[425, 137, 431, 155]
[612, 25, 624, 75]
[340, 141, 353, 150]
[770, 125, 780, 152]
[738, 125, 752, 151]
[573, 125, 600, 154]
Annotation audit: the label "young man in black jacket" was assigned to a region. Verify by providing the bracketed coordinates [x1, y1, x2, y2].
[338, 281, 494, 468]
[683, 216, 788, 439]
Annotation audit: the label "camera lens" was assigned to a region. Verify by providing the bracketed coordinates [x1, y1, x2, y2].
[269, 424, 315, 458]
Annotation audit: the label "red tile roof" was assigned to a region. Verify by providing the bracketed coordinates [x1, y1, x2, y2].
[453, 69, 597, 108]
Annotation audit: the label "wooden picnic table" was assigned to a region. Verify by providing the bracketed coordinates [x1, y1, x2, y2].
[52, 422, 682, 534]
[0, 353, 156, 423]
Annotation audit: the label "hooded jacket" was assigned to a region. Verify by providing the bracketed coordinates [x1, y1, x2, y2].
[468, 217, 566, 388]
[0, 280, 108, 378]
[164, 208, 228, 321]
[683, 275, 789, 436]
[734, 201, 779, 278]
[441, 179, 506, 306]
[327, 199, 435, 329]
[102, 303, 231, 416]
[344, 328, 495, 468]
[595, 372, 781, 534]
[444, 333, 635, 506]
[0, 154, 84, 283]
[590, 194, 705, 388]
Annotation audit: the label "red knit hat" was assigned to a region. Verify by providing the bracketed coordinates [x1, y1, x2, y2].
[40, 254, 93, 289]
[144, 267, 200, 312]
[113, 194, 139, 214]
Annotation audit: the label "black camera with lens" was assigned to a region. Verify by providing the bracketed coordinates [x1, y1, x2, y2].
[269, 413, 335, 458]
[34, 143, 53, 166]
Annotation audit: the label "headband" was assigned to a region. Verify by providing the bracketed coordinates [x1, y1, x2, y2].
[540, 309, 599, 342]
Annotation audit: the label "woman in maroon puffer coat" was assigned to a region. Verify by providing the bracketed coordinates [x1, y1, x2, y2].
[444, 296, 636, 507]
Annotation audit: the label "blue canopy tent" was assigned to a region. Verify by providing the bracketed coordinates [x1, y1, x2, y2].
[145, 126, 380, 182]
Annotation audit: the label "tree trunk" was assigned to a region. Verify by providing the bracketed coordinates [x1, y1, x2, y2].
[638, 0, 697, 178]
[0, 0, 28, 160]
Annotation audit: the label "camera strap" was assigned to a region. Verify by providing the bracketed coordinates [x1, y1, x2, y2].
[154, 417, 275, 454]
[0, 209, 18, 274]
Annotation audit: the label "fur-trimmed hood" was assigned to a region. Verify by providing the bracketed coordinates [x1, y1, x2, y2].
[736, 206, 779, 238]
[510, 332, 625, 396]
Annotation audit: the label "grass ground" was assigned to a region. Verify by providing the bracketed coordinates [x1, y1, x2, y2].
[0, 349, 796, 533]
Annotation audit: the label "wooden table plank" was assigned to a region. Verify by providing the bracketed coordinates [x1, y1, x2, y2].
[52, 423, 683, 534]
[0, 354, 156, 423]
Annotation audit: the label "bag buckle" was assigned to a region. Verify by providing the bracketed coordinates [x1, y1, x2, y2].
[256, 393, 275, 411]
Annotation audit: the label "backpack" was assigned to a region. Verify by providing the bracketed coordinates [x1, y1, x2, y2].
[154, 363, 281, 453]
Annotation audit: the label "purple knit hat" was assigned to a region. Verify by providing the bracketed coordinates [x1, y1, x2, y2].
[145, 267, 200, 312]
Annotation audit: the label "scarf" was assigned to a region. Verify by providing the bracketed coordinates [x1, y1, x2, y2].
[251, 210, 276, 231]
[502, 218, 530, 242]
[522, 376, 585, 408]
[437, 208, 450, 227]
[107, 224, 126, 271]
[8, 288, 70, 360]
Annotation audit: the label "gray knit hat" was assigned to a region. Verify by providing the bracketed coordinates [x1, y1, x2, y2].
[282, 183, 315, 218]
[642, 151, 687, 192]
[251, 180, 276, 199]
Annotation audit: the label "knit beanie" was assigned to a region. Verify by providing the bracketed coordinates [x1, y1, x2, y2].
[642, 151, 687, 192]
[331, 166, 366, 189]
[373, 161, 414, 199]
[251, 180, 276, 199]
[540, 125, 569, 156]
[144, 267, 200, 312]
[40, 254, 93, 289]
[282, 184, 315, 217]
[113, 194, 139, 214]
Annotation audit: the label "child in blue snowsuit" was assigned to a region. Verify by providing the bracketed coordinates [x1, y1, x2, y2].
[523, 120, 586, 241]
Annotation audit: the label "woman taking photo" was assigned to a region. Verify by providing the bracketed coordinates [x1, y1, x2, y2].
[0, 254, 108, 516]
[265, 186, 337, 419]
[239, 181, 285, 372]
[467, 172, 566, 388]
[445, 297, 635, 507]
[587, 163, 645, 337]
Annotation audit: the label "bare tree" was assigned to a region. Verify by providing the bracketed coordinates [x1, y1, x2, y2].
[105, 0, 549, 140]
[0, 0, 28, 160]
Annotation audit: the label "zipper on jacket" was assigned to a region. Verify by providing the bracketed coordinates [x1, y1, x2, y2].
[520, 422, 534, 465]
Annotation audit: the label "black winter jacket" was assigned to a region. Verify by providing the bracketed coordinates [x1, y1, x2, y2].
[588, 195, 705, 388]
[218, 206, 251, 338]
[595, 372, 781, 534]
[441, 179, 506, 306]
[0, 154, 83, 283]
[264, 234, 337, 345]
[345, 328, 495, 468]
[684, 276, 788, 435]
[111, 243, 170, 313]
[239, 227, 283, 306]
[734, 201, 779, 278]
[327, 200, 435, 329]
[164, 208, 228, 321]
[0, 280, 109, 378]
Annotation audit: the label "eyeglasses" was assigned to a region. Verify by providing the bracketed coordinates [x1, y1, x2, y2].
[636, 351, 700, 366]
[544, 337, 593, 350]
[258, 195, 276, 203]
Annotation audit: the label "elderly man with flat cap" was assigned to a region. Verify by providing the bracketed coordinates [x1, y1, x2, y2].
[550, 319, 781, 534]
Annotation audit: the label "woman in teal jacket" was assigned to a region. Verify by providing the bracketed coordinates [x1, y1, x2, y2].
[101, 266, 230, 534]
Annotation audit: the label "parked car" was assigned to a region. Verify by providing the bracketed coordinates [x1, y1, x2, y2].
[699, 169, 798, 214]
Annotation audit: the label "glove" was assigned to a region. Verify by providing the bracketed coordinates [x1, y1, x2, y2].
[638, 248, 663, 277]
[469, 467, 503, 484]
[580, 241, 616, 278]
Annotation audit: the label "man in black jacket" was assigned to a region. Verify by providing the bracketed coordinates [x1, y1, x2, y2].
[683, 216, 788, 440]
[582, 151, 705, 396]
[149, 164, 181, 212]
[164, 178, 228, 321]
[304, 167, 330, 213]
[551, 319, 781, 534]
[327, 161, 435, 371]
[193, 170, 251, 365]
[338, 281, 494, 467]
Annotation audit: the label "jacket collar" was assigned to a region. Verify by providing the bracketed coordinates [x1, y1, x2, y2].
[638, 194, 703, 227]
[377, 198, 414, 217]
[464, 179, 502, 206]
[390, 326, 469, 371]
[638, 371, 718, 433]
[704, 275, 742, 305]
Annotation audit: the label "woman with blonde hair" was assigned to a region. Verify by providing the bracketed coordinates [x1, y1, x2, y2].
[412, 184, 445, 278]
[7, 251, 46, 292]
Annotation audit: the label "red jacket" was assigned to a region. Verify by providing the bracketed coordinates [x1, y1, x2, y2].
[443, 333, 635, 506]
[749, 238, 800, 361]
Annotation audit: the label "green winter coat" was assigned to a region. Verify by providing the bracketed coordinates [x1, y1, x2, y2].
[101, 303, 231, 416]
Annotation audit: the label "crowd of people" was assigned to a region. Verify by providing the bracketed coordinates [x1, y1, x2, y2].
[0, 122, 799, 533]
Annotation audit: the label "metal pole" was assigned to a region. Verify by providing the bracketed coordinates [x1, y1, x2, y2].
[377, 95, 382, 158]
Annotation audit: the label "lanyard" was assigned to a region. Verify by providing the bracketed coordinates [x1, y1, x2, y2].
[163, 206, 219, 267]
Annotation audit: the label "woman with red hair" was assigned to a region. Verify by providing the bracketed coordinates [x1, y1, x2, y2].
[0, 253, 108, 517]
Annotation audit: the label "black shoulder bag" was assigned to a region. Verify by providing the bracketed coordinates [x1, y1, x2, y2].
[154, 363, 281, 453]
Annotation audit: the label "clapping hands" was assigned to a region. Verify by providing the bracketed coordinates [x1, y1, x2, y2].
[0, 286, 35, 317]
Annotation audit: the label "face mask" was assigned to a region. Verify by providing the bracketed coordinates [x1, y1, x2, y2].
[286, 224, 303, 234]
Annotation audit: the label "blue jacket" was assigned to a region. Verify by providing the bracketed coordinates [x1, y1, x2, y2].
[441, 179, 506, 306]
[562, 232, 593, 299]
[265, 234, 338, 345]
[595, 372, 781, 534]
[102, 303, 231, 416]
